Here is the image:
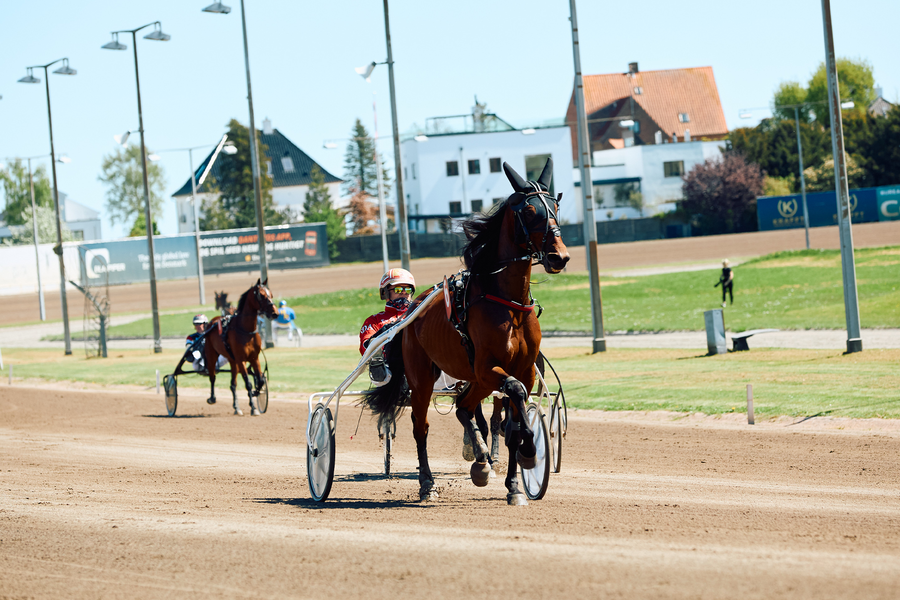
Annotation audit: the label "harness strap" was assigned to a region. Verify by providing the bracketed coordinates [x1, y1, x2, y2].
[485, 294, 536, 312]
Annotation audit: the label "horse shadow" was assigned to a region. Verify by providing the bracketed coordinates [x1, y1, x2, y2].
[142, 414, 212, 419]
[253, 497, 434, 510]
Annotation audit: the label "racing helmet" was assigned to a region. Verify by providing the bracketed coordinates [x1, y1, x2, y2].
[379, 268, 416, 300]
[192, 314, 209, 326]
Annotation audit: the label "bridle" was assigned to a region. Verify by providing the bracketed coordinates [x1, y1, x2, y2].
[252, 284, 275, 318]
[509, 181, 562, 265]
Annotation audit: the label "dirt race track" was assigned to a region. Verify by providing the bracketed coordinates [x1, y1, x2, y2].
[2, 385, 899, 599]
[4, 220, 899, 326]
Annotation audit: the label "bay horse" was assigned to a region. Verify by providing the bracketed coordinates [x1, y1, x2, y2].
[363, 159, 569, 504]
[205, 279, 278, 416]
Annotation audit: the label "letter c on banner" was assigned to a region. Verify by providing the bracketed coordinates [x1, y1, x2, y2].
[84, 248, 111, 279]
[881, 199, 899, 218]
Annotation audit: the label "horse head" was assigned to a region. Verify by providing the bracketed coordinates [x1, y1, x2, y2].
[251, 278, 279, 320]
[503, 160, 570, 273]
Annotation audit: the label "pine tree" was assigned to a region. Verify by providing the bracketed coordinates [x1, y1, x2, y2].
[342, 119, 391, 198]
[303, 165, 345, 259]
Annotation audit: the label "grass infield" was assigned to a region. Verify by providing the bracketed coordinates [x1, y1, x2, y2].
[91, 246, 900, 340]
[4, 346, 899, 419]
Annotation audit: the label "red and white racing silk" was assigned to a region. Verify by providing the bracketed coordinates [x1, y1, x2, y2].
[359, 299, 410, 355]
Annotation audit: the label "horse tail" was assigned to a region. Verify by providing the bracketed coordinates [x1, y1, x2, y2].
[360, 334, 408, 429]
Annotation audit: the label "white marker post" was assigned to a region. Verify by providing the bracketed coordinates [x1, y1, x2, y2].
[747, 384, 755, 425]
[156, 369, 160, 394]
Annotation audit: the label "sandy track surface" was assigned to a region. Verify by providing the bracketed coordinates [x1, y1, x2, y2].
[2, 385, 899, 599]
[5, 220, 898, 327]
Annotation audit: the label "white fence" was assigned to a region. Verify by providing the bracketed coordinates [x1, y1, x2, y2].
[0, 242, 81, 296]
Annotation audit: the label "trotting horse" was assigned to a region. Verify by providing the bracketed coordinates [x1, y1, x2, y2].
[363, 159, 569, 505]
[205, 279, 278, 416]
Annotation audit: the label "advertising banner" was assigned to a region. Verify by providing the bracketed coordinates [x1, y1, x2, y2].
[199, 223, 328, 275]
[757, 187, 879, 231]
[877, 185, 900, 221]
[79, 236, 198, 286]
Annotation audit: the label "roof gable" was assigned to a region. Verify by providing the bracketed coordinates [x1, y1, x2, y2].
[173, 128, 342, 197]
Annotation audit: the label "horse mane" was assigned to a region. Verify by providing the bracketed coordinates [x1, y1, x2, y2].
[460, 198, 512, 273]
[235, 287, 251, 314]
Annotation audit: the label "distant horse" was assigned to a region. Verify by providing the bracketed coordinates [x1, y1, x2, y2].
[215, 291, 236, 317]
[205, 279, 278, 416]
[363, 159, 569, 504]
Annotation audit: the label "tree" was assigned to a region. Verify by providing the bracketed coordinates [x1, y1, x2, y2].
[806, 58, 876, 125]
[302, 165, 345, 259]
[772, 81, 810, 122]
[610, 182, 644, 216]
[0, 205, 75, 246]
[129, 211, 161, 237]
[729, 118, 831, 182]
[342, 119, 391, 198]
[803, 153, 867, 192]
[679, 152, 764, 236]
[346, 187, 378, 235]
[1, 159, 53, 226]
[763, 175, 795, 196]
[200, 119, 287, 231]
[98, 144, 166, 235]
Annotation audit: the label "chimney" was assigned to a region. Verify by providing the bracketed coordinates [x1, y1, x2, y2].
[654, 130, 662, 145]
[684, 129, 691, 142]
[672, 132, 678, 143]
[875, 86, 883, 99]
[262, 117, 273, 135]
[628, 62, 639, 75]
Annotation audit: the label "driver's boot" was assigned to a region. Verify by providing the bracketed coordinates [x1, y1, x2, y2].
[368, 355, 392, 387]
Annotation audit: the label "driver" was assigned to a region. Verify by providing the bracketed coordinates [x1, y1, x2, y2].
[359, 268, 415, 386]
[185, 314, 227, 373]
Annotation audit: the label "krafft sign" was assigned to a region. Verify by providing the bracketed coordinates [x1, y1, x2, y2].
[79, 235, 198, 286]
[199, 223, 328, 275]
[757, 187, 879, 231]
[877, 185, 900, 221]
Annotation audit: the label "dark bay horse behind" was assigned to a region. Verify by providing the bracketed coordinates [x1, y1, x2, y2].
[363, 159, 569, 505]
[205, 279, 278, 416]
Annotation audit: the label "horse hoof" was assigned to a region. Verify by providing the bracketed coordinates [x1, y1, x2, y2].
[517, 449, 537, 470]
[470, 461, 491, 487]
[207, 398, 216, 405]
[233, 408, 243, 416]
[419, 482, 438, 502]
[489, 468, 497, 479]
[251, 408, 261, 416]
[462, 431, 475, 462]
[507, 493, 528, 506]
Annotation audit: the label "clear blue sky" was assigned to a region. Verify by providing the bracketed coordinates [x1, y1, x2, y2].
[1, 0, 897, 239]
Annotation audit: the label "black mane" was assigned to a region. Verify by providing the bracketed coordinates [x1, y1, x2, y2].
[236, 287, 252, 314]
[460, 198, 513, 273]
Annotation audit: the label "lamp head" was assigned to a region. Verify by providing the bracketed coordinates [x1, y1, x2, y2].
[52, 59, 76, 76]
[148, 154, 161, 162]
[144, 23, 171, 42]
[323, 142, 338, 149]
[618, 120, 635, 128]
[202, 1, 232, 14]
[18, 68, 40, 84]
[355, 62, 377, 82]
[739, 112, 752, 119]
[521, 128, 536, 135]
[102, 33, 127, 51]
[840, 100, 855, 109]
[58, 155, 71, 164]
[222, 143, 238, 155]
[414, 135, 428, 142]
[114, 131, 131, 146]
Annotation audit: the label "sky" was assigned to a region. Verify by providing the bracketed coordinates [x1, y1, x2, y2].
[1, 0, 897, 240]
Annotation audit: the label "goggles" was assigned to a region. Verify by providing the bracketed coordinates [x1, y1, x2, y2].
[392, 286, 413, 294]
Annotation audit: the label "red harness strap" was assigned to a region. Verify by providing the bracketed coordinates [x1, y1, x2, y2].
[485, 294, 535, 312]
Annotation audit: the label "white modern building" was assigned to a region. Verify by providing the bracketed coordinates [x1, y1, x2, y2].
[400, 114, 575, 231]
[59, 192, 102, 240]
[172, 119, 342, 233]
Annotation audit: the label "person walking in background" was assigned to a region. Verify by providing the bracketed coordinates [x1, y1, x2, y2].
[274, 300, 301, 343]
[715, 259, 734, 307]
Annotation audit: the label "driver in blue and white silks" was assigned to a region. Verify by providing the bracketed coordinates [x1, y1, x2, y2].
[185, 314, 228, 373]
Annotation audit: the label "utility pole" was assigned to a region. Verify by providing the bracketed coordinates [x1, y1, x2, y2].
[793, 106, 810, 250]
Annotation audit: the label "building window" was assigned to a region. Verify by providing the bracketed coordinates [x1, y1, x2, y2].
[266, 160, 273, 176]
[468, 159, 480, 175]
[634, 86, 643, 95]
[633, 120, 641, 134]
[446, 161, 459, 176]
[449, 201, 462, 215]
[412, 163, 416, 179]
[525, 153, 554, 195]
[678, 113, 690, 123]
[471, 199, 483, 213]
[404, 167, 408, 180]
[664, 161, 684, 177]
[281, 155, 295, 173]
[489, 157, 501, 173]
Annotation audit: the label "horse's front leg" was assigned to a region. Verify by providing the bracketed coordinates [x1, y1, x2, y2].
[490, 396, 503, 465]
[230, 367, 242, 416]
[248, 356, 264, 394]
[456, 385, 493, 487]
[236, 361, 259, 416]
[207, 369, 217, 405]
[410, 403, 437, 501]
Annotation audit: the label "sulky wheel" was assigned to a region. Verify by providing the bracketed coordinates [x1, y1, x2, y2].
[164, 374, 178, 417]
[307, 403, 336, 502]
[520, 402, 550, 500]
[381, 415, 396, 478]
[549, 400, 563, 473]
[257, 377, 269, 414]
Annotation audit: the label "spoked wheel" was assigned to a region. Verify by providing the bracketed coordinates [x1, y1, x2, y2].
[549, 401, 563, 473]
[381, 415, 396, 478]
[257, 375, 269, 414]
[520, 402, 551, 500]
[164, 374, 178, 417]
[306, 403, 336, 502]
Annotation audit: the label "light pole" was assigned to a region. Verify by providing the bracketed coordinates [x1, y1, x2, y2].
[103, 23, 170, 354]
[151, 136, 237, 306]
[203, 0, 274, 348]
[372, 97, 390, 273]
[821, 0, 862, 354]
[18, 58, 77, 354]
[568, 0, 606, 353]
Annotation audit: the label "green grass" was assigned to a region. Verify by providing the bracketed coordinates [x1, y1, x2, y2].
[83, 246, 900, 340]
[5, 346, 899, 419]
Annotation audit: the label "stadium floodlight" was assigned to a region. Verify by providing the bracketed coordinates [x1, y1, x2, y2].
[101, 33, 127, 50]
[202, 1, 231, 14]
[148, 153, 161, 161]
[323, 141, 338, 149]
[114, 131, 131, 146]
[143, 24, 171, 41]
[52, 59, 77, 76]
[222, 143, 237, 155]
[355, 62, 377, 82]
[739, 112, 753, 119]
[619, 119, 635, 128]
[414, 134, 428, 142]
[58, 155, 71, 164]
[521, 128, 536, 135]
[840, 100, 855, 109]
[18, 68, 40, 84]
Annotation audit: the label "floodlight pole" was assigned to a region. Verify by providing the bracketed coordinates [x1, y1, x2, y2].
[382, 0, 411, 270]
[188, 148, 206, 305]
[568, 0, 606, 353]
[373, 97, 390, 273]
[27, 157, 46, 321]
[793, 107, 810, 250]
[821, 0, 862, 353]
